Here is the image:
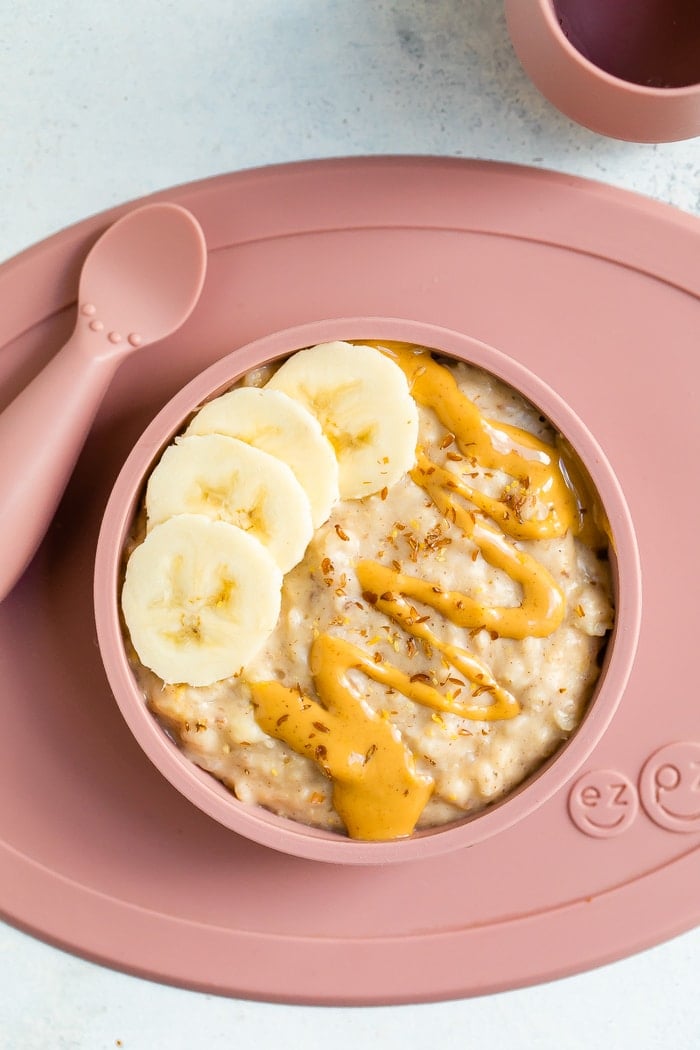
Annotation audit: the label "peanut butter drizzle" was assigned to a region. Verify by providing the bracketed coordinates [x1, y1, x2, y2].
[250, 634, 433, 841]
[382, 342, 580, 540]
[250, 343, 602, 840]
[352, 568, 520, 719]
[393, 452, 566, 638]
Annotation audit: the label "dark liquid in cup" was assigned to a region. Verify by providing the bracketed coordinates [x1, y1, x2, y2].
[554, 0, 700, 88]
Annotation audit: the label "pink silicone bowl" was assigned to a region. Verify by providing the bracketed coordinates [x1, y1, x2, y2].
[505, 0, 700, 143]
[94, 317, 642, 865]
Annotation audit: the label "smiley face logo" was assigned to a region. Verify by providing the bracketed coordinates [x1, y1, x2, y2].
[568, 769, 638, 838]
[639, 742, 700, 833]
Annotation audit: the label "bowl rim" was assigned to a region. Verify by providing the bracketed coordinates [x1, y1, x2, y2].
[94, 316, 642, 865]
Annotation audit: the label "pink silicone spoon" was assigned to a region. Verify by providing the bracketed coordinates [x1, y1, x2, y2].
[0, 202, 207, 603]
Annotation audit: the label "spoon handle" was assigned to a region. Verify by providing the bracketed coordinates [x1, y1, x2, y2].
[0, 328, 123, 602]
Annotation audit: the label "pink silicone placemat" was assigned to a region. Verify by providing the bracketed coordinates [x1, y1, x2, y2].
[0, 157, 698, 1004]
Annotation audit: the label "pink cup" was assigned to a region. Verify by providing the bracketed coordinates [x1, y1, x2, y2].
[505, 0, 700, 142]
[94, 318, 641, 864]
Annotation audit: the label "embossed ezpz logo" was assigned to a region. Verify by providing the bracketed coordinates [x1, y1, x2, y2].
[568, 770, 638, 837]
[568, 742, 700, 838]
[639, 742, 700, 833]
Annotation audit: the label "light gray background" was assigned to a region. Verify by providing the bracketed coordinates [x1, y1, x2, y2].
[1, 2, 699, 1047]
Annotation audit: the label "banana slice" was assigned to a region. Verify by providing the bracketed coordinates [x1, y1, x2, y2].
[266, 341, 419, 499]
[145, 434, 313, 574]
[121, 514, 282, 687]
[185, 386, 339, 528]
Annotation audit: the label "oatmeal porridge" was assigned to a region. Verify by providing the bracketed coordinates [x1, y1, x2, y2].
[121, 341, 615, 840]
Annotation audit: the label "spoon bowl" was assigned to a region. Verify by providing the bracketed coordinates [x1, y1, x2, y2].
[77, 203, 208, 348]
[0, 202, 207, 603]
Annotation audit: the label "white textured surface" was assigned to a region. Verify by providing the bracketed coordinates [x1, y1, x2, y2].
[1, 2, 699, 1047]
[2, 0, 699, 263]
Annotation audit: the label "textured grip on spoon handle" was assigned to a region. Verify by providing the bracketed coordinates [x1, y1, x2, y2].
[0, 329, 122, 602]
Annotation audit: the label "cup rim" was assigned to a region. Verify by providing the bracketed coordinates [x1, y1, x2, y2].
[539, 0, 700, 97]
[94, 316, 642, 865]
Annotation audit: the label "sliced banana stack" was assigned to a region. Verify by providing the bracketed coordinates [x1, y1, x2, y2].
[121, 514, 283, 687]
[266, 341, 419, 499]
[185, 386, 339, 529]
[121, 340, 421, 688]
[145, 433, 313, 574]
